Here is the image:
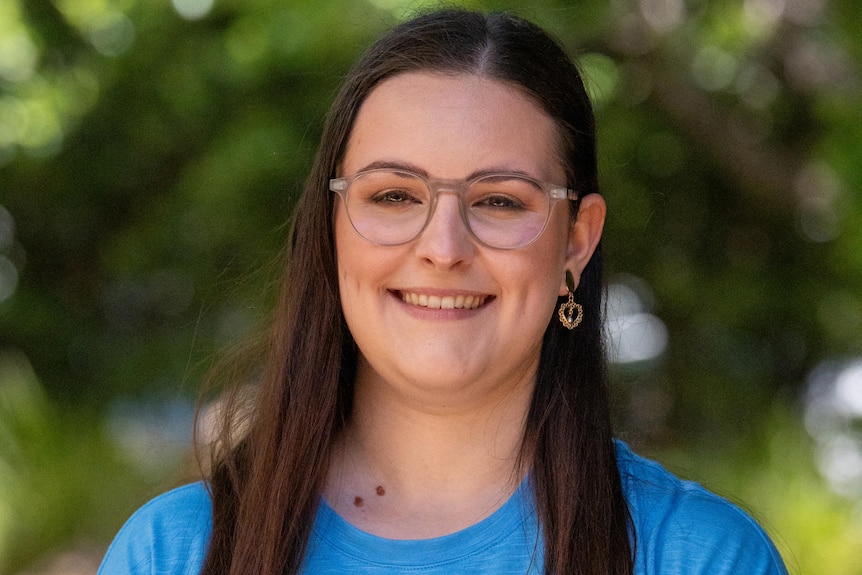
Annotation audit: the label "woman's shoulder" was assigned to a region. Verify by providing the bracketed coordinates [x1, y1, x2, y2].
[97, 482, 212, 575]
[614, 440, 789, 575]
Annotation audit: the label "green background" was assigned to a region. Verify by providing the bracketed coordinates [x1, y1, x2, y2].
[1, 0, 861, 573]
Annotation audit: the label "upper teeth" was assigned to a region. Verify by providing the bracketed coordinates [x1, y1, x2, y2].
[401, 292, 487, 309]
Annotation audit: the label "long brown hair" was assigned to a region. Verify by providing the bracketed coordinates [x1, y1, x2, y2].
[200, 9, 634, 575]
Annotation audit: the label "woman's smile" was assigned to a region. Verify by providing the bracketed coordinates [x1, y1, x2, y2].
[395, 290, 492, 310]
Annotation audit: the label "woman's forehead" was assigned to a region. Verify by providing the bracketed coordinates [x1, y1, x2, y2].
[342, 72, 565, 183]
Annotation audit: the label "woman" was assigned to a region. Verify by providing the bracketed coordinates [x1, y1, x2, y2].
[99, 8, 789, 575]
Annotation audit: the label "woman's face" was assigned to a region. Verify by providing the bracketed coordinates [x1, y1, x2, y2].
[334, 72, 603, 412]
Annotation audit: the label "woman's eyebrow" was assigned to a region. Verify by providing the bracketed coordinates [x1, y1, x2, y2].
[354, 160, 429, 176]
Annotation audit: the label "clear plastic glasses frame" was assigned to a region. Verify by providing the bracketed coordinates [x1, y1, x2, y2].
[330, 168, 578, 250]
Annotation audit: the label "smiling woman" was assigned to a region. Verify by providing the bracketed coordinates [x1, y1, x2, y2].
[333, 72, 592, 416]
[98, 8, 789, 575]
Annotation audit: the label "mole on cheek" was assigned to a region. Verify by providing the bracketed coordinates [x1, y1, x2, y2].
[376, 485, 386, 496]
[353, 496, 364, 507]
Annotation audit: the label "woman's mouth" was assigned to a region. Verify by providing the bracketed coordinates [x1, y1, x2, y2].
[397, 291, 490, 310]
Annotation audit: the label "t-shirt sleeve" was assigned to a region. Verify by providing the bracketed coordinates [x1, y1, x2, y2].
[97, 483, 213, 575]
[638, 487, 789, 575]
[617, 442, 789, 575]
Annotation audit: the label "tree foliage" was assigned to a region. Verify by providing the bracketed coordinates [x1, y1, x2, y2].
[0, 0, 860, 572]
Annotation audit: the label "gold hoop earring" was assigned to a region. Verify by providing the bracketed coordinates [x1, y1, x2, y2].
[558, 270, 583, 330]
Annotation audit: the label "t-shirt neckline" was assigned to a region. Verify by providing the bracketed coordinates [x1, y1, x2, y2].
[311, 474, 536, 567]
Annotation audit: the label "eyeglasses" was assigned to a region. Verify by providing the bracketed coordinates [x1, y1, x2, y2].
[330, 169, 578, 249]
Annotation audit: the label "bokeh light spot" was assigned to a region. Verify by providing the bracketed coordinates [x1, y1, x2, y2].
[0, 31, 38, 83]
[580, 53, 620, 107]
[172, 0, 215, 21]
[607, 277, 668, 365]
[88, 13, 136, 57]
[805, 359, 862, 497]
[692, 45, 738, 91]
[0, 255, 18, 303]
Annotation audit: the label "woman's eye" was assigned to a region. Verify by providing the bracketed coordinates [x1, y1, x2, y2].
[372, 189, 418, 204]
[475, 195, 524, 210]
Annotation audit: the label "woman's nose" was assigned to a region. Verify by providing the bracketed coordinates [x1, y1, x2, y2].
[413, 193, 476, 268]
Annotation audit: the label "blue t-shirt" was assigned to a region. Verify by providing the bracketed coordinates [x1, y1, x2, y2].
[98, 442, 788, 574]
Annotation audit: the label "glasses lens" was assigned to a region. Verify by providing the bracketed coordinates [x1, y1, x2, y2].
[466, 175, 550, 248]
[344, 170, 430, 245]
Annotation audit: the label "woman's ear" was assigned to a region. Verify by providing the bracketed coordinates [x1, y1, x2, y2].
[559, 194, 606, 296]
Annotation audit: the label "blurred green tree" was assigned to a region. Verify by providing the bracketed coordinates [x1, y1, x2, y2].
[0, 0, 860, 572]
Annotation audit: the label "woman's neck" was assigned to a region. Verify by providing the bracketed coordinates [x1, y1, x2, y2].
[322, 364, 536, 539]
